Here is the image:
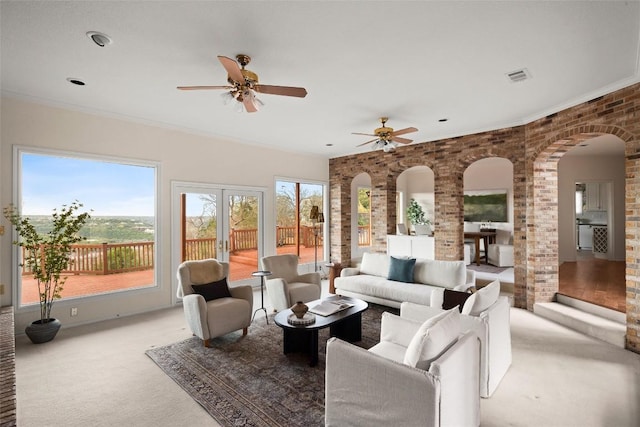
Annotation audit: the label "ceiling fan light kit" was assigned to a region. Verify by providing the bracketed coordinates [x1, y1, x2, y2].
[178, 54, 307, 113]
[354, 117, 418, 153]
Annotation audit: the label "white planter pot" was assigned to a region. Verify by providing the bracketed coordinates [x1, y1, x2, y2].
[414, 224, 431, 235]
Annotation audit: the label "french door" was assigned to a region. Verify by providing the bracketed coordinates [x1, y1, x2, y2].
[173, 183, 264, 285]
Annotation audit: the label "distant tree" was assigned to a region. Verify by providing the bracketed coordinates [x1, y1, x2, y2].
[228, 196, 258, 229]
[357, 188, 371, 226]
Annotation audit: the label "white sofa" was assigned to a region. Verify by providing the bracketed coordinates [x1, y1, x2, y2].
[325, 309, 480, 427]
[401, 280, 512, 398]
[334, 252, 476, 309]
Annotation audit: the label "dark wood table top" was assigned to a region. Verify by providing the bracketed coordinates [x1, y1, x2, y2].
[274, 295, 368, 331]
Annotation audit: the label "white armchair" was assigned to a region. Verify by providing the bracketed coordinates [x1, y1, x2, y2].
[487, 229, 514, 267]
[325, 309, 480, 427]
[176, 259, 253, 347]
[260, 254, 321, 312]
[401, 280, 512, 398]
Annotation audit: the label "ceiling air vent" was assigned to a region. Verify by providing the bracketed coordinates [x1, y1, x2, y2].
[506, 68, 531, 83]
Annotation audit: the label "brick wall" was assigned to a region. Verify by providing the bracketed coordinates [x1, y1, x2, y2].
[0, 306, 16, 426]
[329, 82, 640, 353]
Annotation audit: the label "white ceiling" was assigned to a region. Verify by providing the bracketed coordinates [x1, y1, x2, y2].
[1, 1, 637, 159]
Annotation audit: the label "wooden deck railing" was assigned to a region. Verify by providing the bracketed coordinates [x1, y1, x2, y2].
[22, 242, 155, 275]
[275, 226, 323, 248]
[185, 237, 217, 261]
[21, 226, 328, 275]
[358, 225, 371, 246]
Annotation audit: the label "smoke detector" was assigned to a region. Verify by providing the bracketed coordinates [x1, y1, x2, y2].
[86, 31, 112, 47]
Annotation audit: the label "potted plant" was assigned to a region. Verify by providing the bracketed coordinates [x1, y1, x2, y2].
[3, 201, 91, 344]
[406, 198, 431, 235]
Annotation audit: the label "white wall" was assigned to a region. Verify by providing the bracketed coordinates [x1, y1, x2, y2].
[0, 97, 328, 330]
[558, 154, 625, 262]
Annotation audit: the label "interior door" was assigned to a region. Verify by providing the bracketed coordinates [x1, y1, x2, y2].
[176, 185, 263, 285]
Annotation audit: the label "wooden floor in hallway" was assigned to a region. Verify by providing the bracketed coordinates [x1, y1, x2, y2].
[558, 250, 626, 313]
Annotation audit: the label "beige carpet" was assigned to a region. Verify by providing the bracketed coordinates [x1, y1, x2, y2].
[14, 284, 640, 426]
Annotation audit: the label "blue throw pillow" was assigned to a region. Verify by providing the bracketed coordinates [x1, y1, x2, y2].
[387, 256, 417, 283]
[192, 277, 232, 301]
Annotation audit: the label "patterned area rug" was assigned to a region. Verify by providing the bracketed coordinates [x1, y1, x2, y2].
[146, 304, 395, 427]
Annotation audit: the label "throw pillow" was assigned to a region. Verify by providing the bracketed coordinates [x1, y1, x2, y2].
[461, 279, 500, 315]
[403, 307, 460, 370]
[387, 256, 417, 283]
[191, 277, 232, 301]
[443, 289, 472, 312]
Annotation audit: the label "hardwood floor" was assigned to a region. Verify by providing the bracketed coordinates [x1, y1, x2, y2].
[558, 250, 626, 312]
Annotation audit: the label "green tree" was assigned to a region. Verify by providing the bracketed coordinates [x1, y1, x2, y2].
[4, 201, 91, 322]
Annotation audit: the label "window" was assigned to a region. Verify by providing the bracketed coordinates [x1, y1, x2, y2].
[357, 187, 371, 246]
[275, 180, 325, 267]
[15, 148, 157, 306]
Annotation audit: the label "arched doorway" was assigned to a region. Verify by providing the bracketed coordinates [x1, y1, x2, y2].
[557, 135, 625, 311]
[396, 166, 435, 235]
[463, 157, 514, 271]
[529, 127, 636, 350]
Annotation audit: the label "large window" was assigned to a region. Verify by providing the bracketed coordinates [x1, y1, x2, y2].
[276, 180, 325, 268]
[14, 149, 157, 306]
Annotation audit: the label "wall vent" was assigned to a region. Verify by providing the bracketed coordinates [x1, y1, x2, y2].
[506, 68, 531, 83]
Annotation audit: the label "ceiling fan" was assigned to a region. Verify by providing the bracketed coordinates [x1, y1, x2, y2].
[353, 117, 418, 152]
[177, 54, 308, 113]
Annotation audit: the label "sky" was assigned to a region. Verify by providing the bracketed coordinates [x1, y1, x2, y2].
[21, 153, 155, 216]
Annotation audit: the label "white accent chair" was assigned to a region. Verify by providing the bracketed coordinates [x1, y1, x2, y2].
[401, 280, 512, 398]
[325, 309, 480, 427]
[487, 229, 514, 267]
[260, 254, 321, 312]
[176, 259, 253, 347]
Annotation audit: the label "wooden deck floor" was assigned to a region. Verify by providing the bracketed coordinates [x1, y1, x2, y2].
[20, 245, 320, 305]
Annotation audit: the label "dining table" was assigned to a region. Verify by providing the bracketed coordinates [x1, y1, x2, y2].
[464, 230, 497, 265]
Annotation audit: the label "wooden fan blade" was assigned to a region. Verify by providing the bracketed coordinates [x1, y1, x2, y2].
[177, 85, 233, 90]
[255, 84, 307, 98]
[391, 136, 413, 144]
[218, 55, 245, 84]
[352, 132, 377, 137]
[391, 127, 418, 136]
[243, 98, 259, 113]
[242, 91, 259, 113]
[357, 138, 379, 147]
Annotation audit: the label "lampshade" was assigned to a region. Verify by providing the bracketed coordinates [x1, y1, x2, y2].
[310, 205, 319, 220]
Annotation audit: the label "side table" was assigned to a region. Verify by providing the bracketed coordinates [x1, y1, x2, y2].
[251, 270, 272, 324]
[325, 262, 342, 294]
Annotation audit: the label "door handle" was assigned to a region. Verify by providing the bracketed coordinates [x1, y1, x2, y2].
[218, 240, 223, 251]
[225, 240, 229, 252]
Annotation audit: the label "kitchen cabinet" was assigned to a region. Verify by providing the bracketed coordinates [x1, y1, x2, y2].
[585, 182, 608, 211]
[578, 224, 593, 250]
